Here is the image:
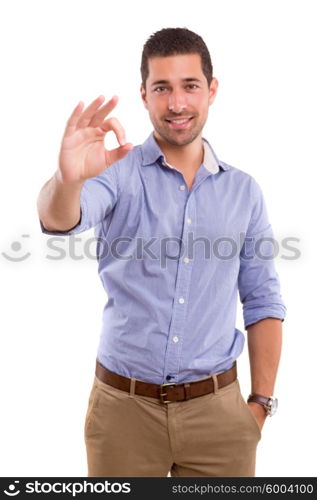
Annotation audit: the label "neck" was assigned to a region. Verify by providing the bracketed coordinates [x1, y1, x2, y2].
[154, 132, 204, 171]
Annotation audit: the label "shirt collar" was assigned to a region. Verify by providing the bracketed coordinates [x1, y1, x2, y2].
[140, 131, 230, 173]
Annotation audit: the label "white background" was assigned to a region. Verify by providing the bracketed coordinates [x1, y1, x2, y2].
[0, 0, 316, 477]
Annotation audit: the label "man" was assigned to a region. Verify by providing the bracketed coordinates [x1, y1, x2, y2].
[37, 27, 286, 477]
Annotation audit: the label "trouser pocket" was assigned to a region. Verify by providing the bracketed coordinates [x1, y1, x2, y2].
[236, 382, 262, 441]
[84, 377, 100, 437]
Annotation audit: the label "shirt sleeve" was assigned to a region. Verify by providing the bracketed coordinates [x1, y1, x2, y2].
[39, 164, 118, 235]
[238, 178, 287, 329]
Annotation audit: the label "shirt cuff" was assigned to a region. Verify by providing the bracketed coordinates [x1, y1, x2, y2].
[244, 306, 286, 329]
[39, 199, 88, 236]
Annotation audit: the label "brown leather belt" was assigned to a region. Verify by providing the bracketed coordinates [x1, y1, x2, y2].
[95, 359, 237, 403]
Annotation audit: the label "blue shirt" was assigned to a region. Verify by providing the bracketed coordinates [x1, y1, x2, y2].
[40, 132, 286, 384]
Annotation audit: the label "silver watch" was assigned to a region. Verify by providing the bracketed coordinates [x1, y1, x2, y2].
[247, 393, 278, 416]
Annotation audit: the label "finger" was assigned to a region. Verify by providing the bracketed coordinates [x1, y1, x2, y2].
[76, 95, 107, 128]
[106, 143, 134, 166]
[63, 101, 85, 137]
[100, 116, 127, 146]
[89, 96, 120, 128]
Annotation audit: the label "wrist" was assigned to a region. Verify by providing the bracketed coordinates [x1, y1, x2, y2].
[54, 169, 85, 189]
[248, 401, 268, 418]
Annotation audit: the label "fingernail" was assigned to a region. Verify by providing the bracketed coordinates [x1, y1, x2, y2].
[120, 138, 126, 146]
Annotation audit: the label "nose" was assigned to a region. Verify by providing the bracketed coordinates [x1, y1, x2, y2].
[168, 89, 187, 114]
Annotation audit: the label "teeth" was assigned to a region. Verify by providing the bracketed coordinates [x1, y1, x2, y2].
[171, 118, 190, 124]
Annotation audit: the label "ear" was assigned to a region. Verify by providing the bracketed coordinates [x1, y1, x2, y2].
[140, 83, 148, 110]
[208, 77, 218, 106]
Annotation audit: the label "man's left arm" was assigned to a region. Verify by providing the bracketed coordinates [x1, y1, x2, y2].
[238, 178, 286, 430]
[247, 318, 283, 430]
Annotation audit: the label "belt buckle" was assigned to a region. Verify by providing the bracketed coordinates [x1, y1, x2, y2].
[160, 382, 177, 403]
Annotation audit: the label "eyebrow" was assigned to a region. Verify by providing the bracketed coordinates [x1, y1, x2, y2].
[150, 78, 202, 87]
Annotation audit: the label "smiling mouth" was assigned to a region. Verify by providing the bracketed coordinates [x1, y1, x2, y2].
[165, 117, 193, 124]
[165, 116, 194, 129]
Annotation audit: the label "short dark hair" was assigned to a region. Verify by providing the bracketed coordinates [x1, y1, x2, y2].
[141, 27, 213, 88]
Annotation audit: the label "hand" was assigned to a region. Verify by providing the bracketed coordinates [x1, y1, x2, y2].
[58, 95, 133, 184]
[247, 402, 267, 431]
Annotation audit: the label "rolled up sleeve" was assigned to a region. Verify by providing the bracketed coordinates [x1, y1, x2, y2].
[39, 164, 118, 236]
[238, 179, 287, 329]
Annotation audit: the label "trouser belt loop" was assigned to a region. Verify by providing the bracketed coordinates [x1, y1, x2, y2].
[184, 383, 191, 400]
[129, 378, 136, 397]
[212, 374, 219, 394]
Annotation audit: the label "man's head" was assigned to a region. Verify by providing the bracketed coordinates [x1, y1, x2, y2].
[140, 27, 218, 147]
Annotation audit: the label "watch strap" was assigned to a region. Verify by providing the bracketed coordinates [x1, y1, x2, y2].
[247, 393, 272, 407]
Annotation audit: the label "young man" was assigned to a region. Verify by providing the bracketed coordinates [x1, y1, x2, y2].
[37, 28, 286, 477]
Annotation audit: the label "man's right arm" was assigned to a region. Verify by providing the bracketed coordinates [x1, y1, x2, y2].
[37, 170, 84, 232]
[37, 95, 132, 234]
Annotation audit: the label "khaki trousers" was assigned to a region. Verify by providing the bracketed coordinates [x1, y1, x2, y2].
[84, 372, 262, 477]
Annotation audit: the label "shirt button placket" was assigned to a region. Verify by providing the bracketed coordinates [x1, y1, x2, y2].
[163, 192, 196, 381]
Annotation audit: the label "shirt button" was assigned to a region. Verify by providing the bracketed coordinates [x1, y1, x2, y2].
[186, 218, 192, 224]
[179, 185, 186, 190]
[172, 336, 179, 343]
[178, 297, 185, 304]
[183, 257, 190, 264]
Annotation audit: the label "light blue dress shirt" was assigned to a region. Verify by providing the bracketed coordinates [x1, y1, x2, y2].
[40, 132, 286, 384]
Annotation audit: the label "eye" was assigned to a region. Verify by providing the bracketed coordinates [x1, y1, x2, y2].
[154, 87, 168, 93]
[186, 84, 199, 90]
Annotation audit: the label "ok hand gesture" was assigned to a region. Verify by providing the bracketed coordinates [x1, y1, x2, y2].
[58, 95, 133, 184]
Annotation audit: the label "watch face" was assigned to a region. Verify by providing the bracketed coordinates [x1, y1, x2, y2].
[268, 397, 278, 416]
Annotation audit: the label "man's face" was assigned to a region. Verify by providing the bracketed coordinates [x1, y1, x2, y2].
[141, 53, 218, 147]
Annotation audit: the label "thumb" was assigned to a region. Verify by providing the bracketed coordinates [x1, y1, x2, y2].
[106, 143, 134, 166]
